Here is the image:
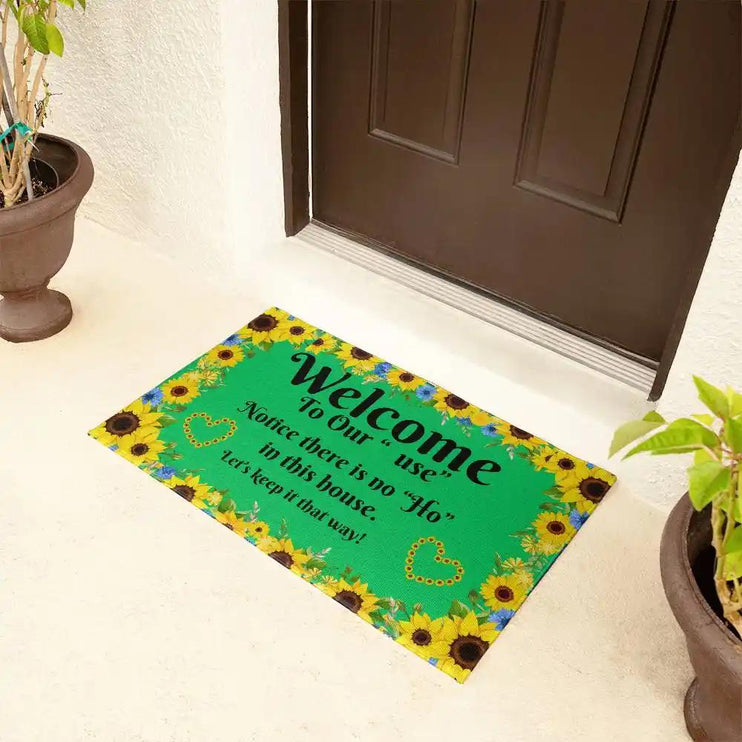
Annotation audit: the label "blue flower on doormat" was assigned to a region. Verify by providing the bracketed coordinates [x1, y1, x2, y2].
[416, 383, 436, 402]
[374, 361, 392, 377]
[142, 387, 164, 406]
[155, 465, 177, 480]
[222, 333, 242, 346]
[569, 509, 590, 530]
[481, 422, 498, 437]
[488, 608, 516, 631]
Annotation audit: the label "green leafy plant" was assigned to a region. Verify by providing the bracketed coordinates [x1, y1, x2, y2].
[611, 377, 742, 635]
[0, 0, 86, 207]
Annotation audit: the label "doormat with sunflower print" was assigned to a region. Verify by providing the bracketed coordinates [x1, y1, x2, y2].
[89, 307, 616, 683]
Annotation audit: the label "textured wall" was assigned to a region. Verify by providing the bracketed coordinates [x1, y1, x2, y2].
[220, 0, 285, 263]
[46, 1, 283, 271]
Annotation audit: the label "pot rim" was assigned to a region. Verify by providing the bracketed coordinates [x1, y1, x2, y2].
[660, 494, 742, 663]
[0, 133, 93, 237]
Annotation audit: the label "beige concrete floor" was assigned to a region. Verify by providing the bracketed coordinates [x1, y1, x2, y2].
[1, 220, 692, 741]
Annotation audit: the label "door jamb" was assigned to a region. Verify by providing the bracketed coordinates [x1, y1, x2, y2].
[278, 0, 309, 236]
[278, 0, 741, 401]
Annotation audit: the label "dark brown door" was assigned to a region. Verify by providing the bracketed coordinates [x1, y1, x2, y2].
[312, 0, 741, 362]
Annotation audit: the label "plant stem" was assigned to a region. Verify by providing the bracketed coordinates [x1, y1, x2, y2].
[0, 39, 32, 202]
[713, 466, 742, 636]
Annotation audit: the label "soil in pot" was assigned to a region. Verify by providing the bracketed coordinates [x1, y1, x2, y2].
[691, 544, 740, 639]
[0, 157, 59, 208]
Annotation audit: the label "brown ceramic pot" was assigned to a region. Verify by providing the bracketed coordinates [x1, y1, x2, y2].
[661, 495, 742, 741]
[0, 134, 93, 342]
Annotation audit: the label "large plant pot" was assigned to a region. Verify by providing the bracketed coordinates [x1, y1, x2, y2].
[661, 495, 742, 741]
[0, 134, 93, 342]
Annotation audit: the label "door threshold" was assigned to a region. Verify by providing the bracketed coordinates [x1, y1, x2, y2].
[295, 222, 656, 396]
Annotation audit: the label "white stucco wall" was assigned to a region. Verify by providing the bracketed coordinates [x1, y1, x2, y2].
[47, 1, 283, 272]
[43, 4, 740, 510]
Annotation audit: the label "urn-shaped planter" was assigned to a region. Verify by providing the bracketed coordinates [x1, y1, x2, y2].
[661, 495, 742, 741]
[0, 133, 93, 342]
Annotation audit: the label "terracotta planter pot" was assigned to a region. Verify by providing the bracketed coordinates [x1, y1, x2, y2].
[0, 134, 93, 342]
[661, 495, 742, 741]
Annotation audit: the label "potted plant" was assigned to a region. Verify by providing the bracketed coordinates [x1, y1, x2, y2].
[611, 377, 742, 741]
[0, 0, 92, 343]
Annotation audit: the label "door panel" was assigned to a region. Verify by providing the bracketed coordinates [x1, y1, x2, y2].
[312, 0, 741, 361]
[516, 1, 672, 220]
[369, 0, 474, 162]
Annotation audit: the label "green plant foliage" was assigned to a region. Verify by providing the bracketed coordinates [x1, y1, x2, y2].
[611, 377, 742, 634]
[726, 416, 742, 455]
[623, 418, 719, 458]
[21, 13, 49, 54]
[14, 0, 86, 57]
[45, 22, 63, 56]
[687, 461, 730, 510]
[608, 411, 665, 457]
[693, 375, 730, 419]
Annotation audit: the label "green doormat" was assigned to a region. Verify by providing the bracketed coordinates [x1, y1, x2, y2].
[89, 307, 616, 682]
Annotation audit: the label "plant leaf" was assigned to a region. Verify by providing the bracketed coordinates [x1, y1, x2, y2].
[692, 414, 715, 427]
[609, 417, 666, 457]
[217, 497, 236, 513]
[624, 419, 719, 459]
[694, 449, 715, 465]
[22, 13, 49, 54]
[46, 23, 64, 56]
[729, 390, 742, 418]
[694, 376, 730, 419]
[723, 526, 742, 555]
[725, 416, 742, 455]
[687, 461, 730, 510]
[448, 599, 469, 619]
[722, 550, 742, 580]
[57, 0, 75, 8]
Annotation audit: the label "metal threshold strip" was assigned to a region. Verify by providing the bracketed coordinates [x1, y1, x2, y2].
[295, 222, 656, 395]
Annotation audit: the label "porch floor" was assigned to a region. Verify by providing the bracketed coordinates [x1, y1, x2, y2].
[1, 219, 691, 741]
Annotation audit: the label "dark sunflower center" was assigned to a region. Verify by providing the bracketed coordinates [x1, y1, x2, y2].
[172, 485, 196, 502]
[557, 458, 576, 471]
[270, 551, 294, 569]
[334, 589, 363, 613]
[450, 635, 488, 669]
[289, 326, 305, 336]
[254, 525, 264, 533]
[399, 373, 415, 383]
[411, 629, 432, 646]
[547, 520, 566, 535]
[494, 586, 514, 602]
[248, 314, 278, 332]
[578, 477, 608, 502]
[445, 394, 469, 410]
[311, 339, 325, 346]
[217, 349, 234, 361]
[510, 426, 532, 440]
[105, 412, 140, 436]
[224, 523, 234, 531]
[171, 385, 189, 397]
[130, 443, 149, 457]
[350, 347, 372, 361]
